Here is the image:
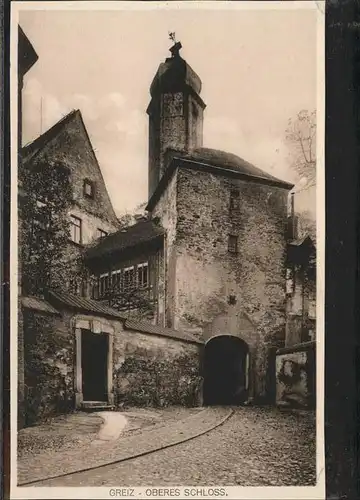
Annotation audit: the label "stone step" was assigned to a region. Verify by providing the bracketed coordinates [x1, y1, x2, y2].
[81, 401, 115, 412]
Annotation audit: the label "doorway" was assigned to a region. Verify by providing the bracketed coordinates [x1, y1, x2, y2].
[81, 329, 108, 402]
[203, 335, 249, 405]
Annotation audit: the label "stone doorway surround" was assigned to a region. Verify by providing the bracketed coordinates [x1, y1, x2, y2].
[72, 316, 114, 408]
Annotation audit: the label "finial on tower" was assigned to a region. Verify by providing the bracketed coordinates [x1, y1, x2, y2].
[168, 32, 182, 58]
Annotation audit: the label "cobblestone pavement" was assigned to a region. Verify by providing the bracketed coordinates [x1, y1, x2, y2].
[18, 407, 229, 485]
[26, 407, 316, 487]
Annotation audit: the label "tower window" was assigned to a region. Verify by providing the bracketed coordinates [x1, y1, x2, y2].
[228, 235, 238, 254]
[83, 179, 95, 199]
[70, 215, 82, 244]
[230, 189, 240, 210]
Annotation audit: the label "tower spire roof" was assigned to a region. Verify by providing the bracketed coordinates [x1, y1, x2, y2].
[149, 39, 202, 98]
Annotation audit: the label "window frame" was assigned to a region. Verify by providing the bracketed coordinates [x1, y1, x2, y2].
[137, 262, 149, 289]
[69, 215, 82, 244]
[83, 179, 95, 199]
[123, 265, 135, 291]
[96, 228, 108, 239]
[228, 234, 238, 254]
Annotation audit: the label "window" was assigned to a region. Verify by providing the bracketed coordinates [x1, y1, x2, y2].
[97, 228, 108, 239]
[230, 189, 240, 210]
[111, 270, 122, 291]
[83, 179, 94, 199]
[99, 273, 110, 297]
[137, 262, 149, 288]
[228, 235, 238, 254]
[123, 266, 135, 290]
[70, 215, 82, 244]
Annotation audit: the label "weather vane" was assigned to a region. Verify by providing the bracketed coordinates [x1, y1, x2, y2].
[169, 32, 177, 44]
[168, 32, 182, 57]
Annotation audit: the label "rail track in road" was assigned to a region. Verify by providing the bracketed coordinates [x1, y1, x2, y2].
[18, 407, 234, 487]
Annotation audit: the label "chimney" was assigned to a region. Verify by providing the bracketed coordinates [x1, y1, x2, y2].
[287, 192, 298, 240]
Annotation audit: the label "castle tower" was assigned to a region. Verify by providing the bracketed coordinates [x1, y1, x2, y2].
[147, 40, 206, 199]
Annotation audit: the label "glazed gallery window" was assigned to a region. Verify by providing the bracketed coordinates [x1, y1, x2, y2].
[228, 234, 238, 253]
[95, 262, 149, 299]
[137, 262, 149, 288]
[99, 273, 110, 297]
[111, 270, 122, 291]
[70, 215, 82, 244]
[123, 266, 135, 290]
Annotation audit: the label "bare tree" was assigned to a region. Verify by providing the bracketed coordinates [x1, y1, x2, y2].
[117, 201, 148, 229]
[286, 110, 316, 188]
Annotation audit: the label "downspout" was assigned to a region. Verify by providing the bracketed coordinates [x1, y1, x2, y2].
[163, 234, 167, 328]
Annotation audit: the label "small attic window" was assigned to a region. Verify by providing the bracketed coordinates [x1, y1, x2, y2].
[83, 179, 94, 199]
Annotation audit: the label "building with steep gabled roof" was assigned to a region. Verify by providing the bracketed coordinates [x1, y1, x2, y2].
[19, 38, 316, 426]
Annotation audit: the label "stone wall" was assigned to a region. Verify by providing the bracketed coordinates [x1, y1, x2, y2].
[33, 110, 118, 227]
[113, 326, 202, 408]
[147, 88, 204, 199]
[23, 309, 74, 426]
[171, 168, 289, 398]
[275, 341, 316, 409]
[23, 307, 202, 425]
[151, 171, 179, 328]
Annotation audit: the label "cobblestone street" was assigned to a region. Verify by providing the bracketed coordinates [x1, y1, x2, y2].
[27, 407, 316, 487]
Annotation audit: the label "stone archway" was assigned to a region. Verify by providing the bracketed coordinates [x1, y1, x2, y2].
[203, 335, 249, 405]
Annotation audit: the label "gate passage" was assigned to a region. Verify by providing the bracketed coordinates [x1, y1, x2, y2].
[203, 335, 249, 405]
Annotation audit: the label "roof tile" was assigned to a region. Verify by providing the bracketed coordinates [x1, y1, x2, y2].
[47, 290, 201, 345]
[22, 296, 60, 315]
[85, 219, 164, 260]
[124, 319, 203, 345]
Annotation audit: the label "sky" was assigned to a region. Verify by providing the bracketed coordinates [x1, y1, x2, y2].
[19, 5, 318, 216]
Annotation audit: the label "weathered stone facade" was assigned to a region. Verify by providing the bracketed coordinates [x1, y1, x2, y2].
[19, 39, 309, 422]
[150, 166, 290, 399]
[22, 297, 202, 424]
[144, 44, 293, 401]
[147, 49, 205, 199]
[21, 109, 119, 271]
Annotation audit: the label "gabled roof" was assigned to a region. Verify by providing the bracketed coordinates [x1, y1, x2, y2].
[48, 289, 128, 320]
[182, 148, 293, 187]
[147, 147, 294, 211]
[21, 109, 119, 225]
[85, 219, 164, 260]
[47, 289, 202, 344]
[21, 109, 79, 163]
